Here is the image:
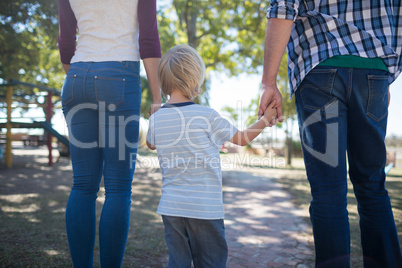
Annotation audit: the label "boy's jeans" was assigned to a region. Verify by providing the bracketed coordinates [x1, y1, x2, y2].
[62, 61, 141, 267]
[295, 66, 402, 267]
[162, 215, 228, 268]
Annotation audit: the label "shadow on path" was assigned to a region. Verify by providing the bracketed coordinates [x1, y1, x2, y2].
[223, 169, 315, 268]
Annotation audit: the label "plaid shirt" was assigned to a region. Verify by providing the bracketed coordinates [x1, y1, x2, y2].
[267, 0, 402, 92]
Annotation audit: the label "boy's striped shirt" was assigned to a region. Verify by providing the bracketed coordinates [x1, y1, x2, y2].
[147, 103, 237, 219]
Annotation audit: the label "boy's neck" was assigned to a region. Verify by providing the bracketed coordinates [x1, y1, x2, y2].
[167, 90, 193, 104]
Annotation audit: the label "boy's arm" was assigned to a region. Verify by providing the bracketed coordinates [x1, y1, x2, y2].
[229, 102, 277, 146]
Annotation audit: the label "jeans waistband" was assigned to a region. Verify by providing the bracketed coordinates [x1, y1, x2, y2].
[70, 61, 140, 73]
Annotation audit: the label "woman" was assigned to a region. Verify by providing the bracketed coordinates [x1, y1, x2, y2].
[58, 0, 161, 267]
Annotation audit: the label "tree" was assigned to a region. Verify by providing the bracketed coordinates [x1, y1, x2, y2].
[0, 0, 59, 83]
[277, 54, 297, 166]
[157, 1, 297, 161]
[157, 0, 268, 104]
[221, 106, 239, 123]
[0, 0, 62, 119]
[1, 0, 296, 136]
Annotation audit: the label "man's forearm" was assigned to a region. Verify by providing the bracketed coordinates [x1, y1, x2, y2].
[258, 18, 293, 121]
[261, 18, 294, 86]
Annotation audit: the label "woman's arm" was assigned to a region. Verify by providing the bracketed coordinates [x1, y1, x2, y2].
[62, 64, 70, 74]
[229, 102, 277, 146]
[58, 0, 77, 72]
[138, 0, 161, 59]
[138, 0, 162, 114]
[143, 58, 162, 114]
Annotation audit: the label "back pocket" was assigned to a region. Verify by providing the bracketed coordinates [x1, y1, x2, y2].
[61, 74, 77, 105]
[299, 69, 337, 111]
[95, 76, 125, 106]
[367, 75, 388, 122]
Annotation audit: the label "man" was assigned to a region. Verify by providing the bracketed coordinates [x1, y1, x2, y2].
[259, 1, 402, 267]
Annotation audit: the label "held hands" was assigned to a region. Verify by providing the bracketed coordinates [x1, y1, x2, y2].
[262, 100, 278, 127]
[258, 84, 283, 126]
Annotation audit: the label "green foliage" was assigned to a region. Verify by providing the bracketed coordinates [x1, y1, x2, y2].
[276, 54, 297, 166]
[221, 106, 239, 122]
[277, 54, 296, 123]
[157, 0, 269, 104]
[244, 97, 259, 126]
[0, 0, 63, 118]
[1, 0, 279, 121]
[0, 0, 59, 83]
[158, 0, 268, 75]
[157, 0, 296, 145]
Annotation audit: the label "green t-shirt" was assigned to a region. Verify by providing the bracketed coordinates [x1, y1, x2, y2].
[318, 55, 388, 72]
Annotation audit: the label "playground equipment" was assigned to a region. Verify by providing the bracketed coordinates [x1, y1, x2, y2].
[0, 79, 148, 168]
[0, 80, 68, 168]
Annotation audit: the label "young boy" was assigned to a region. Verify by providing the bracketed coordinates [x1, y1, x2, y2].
[147, 44, 277, 267]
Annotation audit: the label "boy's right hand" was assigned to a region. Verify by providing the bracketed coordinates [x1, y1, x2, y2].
[262, 101, 278, 126]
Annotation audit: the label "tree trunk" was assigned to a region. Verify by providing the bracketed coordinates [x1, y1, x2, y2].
[185, 0, 199, 48]
[286, 136, 293, 167]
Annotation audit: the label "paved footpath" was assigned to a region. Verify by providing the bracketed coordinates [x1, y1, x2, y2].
[2, 147, 315, 267]
[222, 168, 315, 268]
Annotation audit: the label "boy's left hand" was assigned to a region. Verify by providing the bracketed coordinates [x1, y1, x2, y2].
[262, 101, 278, 126]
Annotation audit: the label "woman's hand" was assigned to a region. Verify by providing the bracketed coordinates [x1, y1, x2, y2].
[63, 64, 70, 74]
[149, 101, 161, 115]
[143, 58, 161, 115]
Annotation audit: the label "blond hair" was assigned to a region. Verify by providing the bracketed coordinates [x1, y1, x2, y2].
[158, 44, 206, 100]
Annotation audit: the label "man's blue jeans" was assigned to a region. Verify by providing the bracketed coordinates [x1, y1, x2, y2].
[295, 66, 402, 267]
[162, 215, 228, 268]
[62, 61, 141, 267]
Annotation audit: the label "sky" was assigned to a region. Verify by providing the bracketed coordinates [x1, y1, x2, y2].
[209, 72, 402, 138]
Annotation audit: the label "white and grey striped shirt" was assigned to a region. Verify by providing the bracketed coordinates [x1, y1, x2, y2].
[147, 102, 237, 219]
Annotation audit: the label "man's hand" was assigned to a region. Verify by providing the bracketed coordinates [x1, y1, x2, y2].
[258, 83, 283, 126]
[258, 18, 293, 126]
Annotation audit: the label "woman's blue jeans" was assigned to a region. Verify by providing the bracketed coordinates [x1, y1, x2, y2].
[61, 61, 141, 267]
[162, 215, 228, 268]
[295, 66, 402, 268]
